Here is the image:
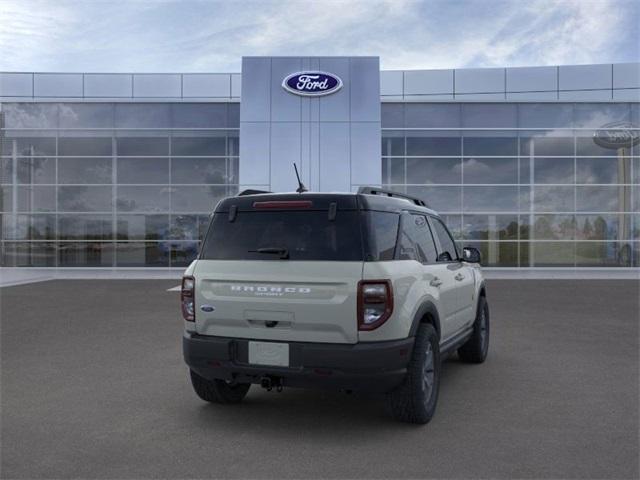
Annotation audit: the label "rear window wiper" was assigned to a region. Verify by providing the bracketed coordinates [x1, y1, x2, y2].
[248, 247, 290, 259]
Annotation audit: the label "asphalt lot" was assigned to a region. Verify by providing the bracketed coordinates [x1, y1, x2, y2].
[1, 279, 638, 479]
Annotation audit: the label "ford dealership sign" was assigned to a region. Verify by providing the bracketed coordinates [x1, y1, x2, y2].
[282, 71, 342, 96]
[593, 122, 639, 149]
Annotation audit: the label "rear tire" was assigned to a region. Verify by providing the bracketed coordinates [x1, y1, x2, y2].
[386, 323, 440, 424]
[457, 296, 489, 363]
[189, 370, 251, 404]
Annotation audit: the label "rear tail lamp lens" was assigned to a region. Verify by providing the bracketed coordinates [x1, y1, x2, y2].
[181, 276, 195, 322]
[357, 280, 393, 331]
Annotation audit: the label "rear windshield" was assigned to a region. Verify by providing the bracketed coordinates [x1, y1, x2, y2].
[201, 210, 364, 261]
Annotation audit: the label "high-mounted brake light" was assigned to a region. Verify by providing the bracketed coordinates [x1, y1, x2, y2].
[357, 280, 394, 331]
[181, 276, 195, 322]
[253, 200, 313, 209]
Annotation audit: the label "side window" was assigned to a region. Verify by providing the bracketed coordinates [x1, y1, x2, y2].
[397, 214, 438, 263]
[365, 211, 400, 261]
[431, 218, 458, 262]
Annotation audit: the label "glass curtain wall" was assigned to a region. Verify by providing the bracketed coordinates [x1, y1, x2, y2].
[382, 102, 639, 267]
[2, 101, 638, 269]
[0, 103, 239, 267]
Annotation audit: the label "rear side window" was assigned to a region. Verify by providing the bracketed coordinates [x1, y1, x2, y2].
[363, 211, 399, 261]
[397, 214, 438, 263]
[200, 210, 363, 261]
[430, 217, 458, 261]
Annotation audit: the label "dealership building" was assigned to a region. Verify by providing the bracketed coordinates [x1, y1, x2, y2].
[0, 57, 638, 270]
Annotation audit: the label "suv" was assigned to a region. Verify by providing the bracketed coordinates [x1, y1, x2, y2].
[182, 187, 489, 424]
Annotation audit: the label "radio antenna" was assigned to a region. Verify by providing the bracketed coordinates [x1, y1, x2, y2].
[293, 163, 308, 193]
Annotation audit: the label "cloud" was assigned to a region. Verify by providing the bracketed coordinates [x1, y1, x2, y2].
[462, 0, 634, 67]
[0, 1, 77, 69]
[0, 0, 637, 72]
[377, 0, 639, 69]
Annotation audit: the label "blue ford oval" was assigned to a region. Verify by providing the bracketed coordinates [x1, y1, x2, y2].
[282, 71, 343, 96]
[593, 121, 640, 149]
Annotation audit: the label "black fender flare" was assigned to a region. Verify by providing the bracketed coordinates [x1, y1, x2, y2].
[472, 280, 487, 319]
[409, 301, 441, 339]
[478, 280, 487, 299]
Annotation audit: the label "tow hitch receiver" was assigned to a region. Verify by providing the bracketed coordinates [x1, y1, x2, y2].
[260, 376, 283, 392]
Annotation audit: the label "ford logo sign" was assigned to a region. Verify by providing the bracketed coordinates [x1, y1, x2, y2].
[593, 122, 639, 149]
[200, 305, 215, 312]
[282, 71, 343, 97]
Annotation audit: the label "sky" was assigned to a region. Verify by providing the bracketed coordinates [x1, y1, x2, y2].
[0, 0, 638, 73]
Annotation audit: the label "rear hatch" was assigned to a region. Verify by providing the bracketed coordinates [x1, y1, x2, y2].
[193, 195, 363, 344]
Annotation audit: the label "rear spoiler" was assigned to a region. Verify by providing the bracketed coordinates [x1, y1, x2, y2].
[238, 189, 272, 196]
[218, 193, 358, 213]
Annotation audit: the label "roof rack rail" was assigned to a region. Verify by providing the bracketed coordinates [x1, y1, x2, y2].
[357, 186, 428, 208]
[238, 189, 272, 196]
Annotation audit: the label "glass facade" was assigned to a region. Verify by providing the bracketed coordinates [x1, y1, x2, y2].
[0, 103, 239, 267]
[1, 100, 638, 268]
[382, 102, 640, 267]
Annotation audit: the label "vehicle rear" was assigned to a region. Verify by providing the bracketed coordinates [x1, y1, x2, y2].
[190, 193, 365, 344]
[182, 192, 412, 394]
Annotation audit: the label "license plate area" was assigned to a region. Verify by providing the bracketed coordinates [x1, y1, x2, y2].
[248, 341, 289, 367]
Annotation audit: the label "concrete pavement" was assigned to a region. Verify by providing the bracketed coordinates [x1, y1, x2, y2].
[1, 279, 638, 479]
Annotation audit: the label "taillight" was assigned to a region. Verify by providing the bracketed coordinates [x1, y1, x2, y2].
[357, 280, 393, 331]
[181, 276, 195, 322]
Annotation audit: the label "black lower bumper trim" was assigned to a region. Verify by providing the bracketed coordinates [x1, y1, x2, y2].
[183, 333, 415, 393]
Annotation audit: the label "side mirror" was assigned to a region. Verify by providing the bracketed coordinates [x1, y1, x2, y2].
[462, 247, 481, 264]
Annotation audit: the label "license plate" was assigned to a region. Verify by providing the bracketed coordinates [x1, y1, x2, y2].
[248, 341, 289, 367]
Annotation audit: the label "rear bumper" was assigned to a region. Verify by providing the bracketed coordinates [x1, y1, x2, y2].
[183, 332, 414, 393]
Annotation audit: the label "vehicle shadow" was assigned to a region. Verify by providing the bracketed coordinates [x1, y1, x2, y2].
[190, 356, 468, 435]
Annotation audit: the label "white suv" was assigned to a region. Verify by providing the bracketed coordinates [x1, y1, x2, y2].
[182, 187, 489, 424]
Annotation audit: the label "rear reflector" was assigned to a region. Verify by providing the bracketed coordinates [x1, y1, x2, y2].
[253, 200, 313, 209]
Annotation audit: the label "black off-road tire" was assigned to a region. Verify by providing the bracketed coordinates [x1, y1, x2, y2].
[386, 323, 440, 424]
[189, 370, 251, 404]
[457, 295, 489, 364]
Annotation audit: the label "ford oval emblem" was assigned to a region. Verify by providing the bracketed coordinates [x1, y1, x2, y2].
[200, 305, 215, 312]
[593, 122, 639, 149]
[282, 71, 343, 97]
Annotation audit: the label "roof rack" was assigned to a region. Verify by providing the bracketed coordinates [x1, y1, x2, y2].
[357, 186, 428, 208]
[238, 189, 272, 196]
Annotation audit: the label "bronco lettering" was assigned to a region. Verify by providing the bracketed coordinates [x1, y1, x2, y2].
[230, 285, 311, 294]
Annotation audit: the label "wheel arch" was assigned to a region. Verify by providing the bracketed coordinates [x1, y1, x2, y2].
[409, 301, 442, 340]
[478, 280, 487, 298]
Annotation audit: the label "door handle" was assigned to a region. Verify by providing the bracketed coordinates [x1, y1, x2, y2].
[430, 277, 443, 287]
[454, 273, 465, 281]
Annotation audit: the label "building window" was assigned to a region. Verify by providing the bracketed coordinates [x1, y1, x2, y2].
[381, 102, 639, 267]
[0, 102, 240, 267]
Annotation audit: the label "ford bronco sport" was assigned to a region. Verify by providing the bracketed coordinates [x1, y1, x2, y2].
[182, 187, 489, 424]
